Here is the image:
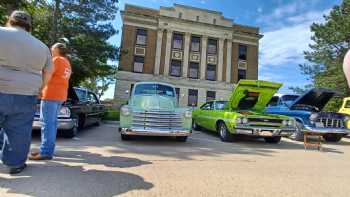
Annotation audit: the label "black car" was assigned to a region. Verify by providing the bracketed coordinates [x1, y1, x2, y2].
[33, 87, 106, 138]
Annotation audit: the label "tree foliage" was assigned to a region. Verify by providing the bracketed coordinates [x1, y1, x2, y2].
[0, 0, 119, 97]
[297, 0, 350, 111]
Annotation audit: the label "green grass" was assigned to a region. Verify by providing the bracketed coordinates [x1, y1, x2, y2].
[103, 109, 120, 121]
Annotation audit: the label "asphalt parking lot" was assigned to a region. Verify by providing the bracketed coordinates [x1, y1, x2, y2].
[1, 123, 350, 197]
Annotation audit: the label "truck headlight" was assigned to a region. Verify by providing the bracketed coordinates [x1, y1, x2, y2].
[121, 106, 132, 116]
[58, 106, 71, 118]
[184, 111, 192, 118]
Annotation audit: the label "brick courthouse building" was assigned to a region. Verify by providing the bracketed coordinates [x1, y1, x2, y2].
[114, 4, 262, 107]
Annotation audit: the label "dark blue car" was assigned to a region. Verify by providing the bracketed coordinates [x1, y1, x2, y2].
[265, 88, 350, 142]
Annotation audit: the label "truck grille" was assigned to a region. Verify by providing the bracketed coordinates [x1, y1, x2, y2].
[132, 111, 183, 130]
[316, 118, 344, 128]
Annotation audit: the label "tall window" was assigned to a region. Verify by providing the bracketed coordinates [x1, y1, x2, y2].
[189, 62, 199, 79]
[206, 91, 216, 102]
[191, 36, 200, 52]
[172, 33, 183, 50]
[238, 69, 247, 81]
[133, 56, 144, 73]
[239, 44, 248, 60]
[207, 39, 217, 54]
[175, 88, 180, 103]
[136, 29, 147, 46]
[207, 64, 216, 81]
[188, 89, 198, 107]
[170, 60, 182, 77]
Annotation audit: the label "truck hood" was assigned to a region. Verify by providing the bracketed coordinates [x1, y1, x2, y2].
[229, 80, 282, 111]
[290, 88, 336, 111]
[131, 95, 176, 111]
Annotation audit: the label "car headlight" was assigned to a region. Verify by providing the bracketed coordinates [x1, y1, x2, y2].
[309, 113, 318, 122]
[242, 117, 249, 124]
[236, 117, 243, 124]
[287, 119, 294, 126]
[184, 111, 192, 118]
[282, 120, 288, 126]
[121, 106, 132, 116]
[58, 106, 71, 118]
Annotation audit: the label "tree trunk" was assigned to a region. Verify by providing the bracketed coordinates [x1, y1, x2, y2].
[51, 0, 61, 44]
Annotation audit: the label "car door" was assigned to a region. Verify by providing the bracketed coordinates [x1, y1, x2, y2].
[87, 91, 101, 124]
[198, 102, 214, 130]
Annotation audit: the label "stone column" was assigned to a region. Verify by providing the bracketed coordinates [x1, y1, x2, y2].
[163, 29, 173, 76]
[226, 40, 232, 83]
[200, 35, 208, 80]
[217, 38, 224, 81]
[182, 32, 191, 77]
[154, 29, 163, 75]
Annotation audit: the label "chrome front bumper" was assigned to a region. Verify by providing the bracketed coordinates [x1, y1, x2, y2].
[32, 117, 76, 130]
[119, 127, 191, 137]
[234, 126, 295, 137]
[303, 126, 350, 135]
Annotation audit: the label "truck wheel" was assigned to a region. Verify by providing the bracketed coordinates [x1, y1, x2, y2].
[175, 136, 188, 142]
[264, 136, 281, 143]
[290, 122, 304, 141]
[192, 120, 201, 131]
[217, 121, 232, 142]
[121, 133, 132, 141]
[323, 134, 343, 142]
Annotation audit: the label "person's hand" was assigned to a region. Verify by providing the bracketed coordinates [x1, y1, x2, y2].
[37, 85, 44, 99]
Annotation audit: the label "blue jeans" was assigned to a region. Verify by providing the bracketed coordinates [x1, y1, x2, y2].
[0, 93, 37, 168]
[39, 100, 63, 157]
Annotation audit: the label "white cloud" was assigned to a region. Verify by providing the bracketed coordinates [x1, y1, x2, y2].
[257, 7, 263, 13]
[259, 9, 329, 67]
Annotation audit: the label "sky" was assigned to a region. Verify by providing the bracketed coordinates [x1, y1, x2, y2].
[103, 0, 342, 99]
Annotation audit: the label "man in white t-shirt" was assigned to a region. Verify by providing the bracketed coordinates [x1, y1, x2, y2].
[0, 11, 52, 174]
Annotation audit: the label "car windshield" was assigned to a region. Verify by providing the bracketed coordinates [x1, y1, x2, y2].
[281, 95, 299, 106]
[134, 84, 175, 97]
[345, 100, 350, 108]
[215, 101, 228, 110]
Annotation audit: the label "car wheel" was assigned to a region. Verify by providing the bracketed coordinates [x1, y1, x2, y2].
[175, 136, 188, 142]
[290, 121, 304, 141]
[323, 134, 343, 142]
[217, 121, 232, 142]
[94, 118, 102, 126]
[264, 136, 281, 143]
[121, 133, 132, 141]
[192, 120, 201, 131]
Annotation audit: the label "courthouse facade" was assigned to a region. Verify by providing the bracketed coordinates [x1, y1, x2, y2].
[114, 4, 262, 107]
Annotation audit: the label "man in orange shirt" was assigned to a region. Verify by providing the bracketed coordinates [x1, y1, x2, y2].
[29, 43, 71, 160]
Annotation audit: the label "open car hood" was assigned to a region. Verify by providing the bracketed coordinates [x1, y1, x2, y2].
[290, 88, 336, 111]
[229, 80, 282, 111]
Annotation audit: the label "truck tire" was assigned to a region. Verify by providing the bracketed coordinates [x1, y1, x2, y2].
[323, 134, 343, 142]
[217, 121, 233, 142]
[121, 133, 132, 141]
[62, 125, 78, 138]
[264, 136, 281, 143]
[175, 136, 188, 142]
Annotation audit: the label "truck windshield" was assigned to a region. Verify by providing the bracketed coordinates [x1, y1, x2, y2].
[281, 95, 299, 106]
[134, 84, 175, 97]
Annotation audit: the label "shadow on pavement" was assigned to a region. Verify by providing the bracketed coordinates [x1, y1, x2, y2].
[0, 164, 153, 197]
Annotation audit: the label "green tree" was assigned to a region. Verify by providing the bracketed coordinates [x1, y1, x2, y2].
[297, 0, 350, 111]
[0, 0, 119, 97]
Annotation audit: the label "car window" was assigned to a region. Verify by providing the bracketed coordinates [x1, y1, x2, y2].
[200, 102, 213, 110]
[214, 101, 227, 110]
[75, 89, 88, 102]
[268, 96, 279, 107]
[281, 95, 299, 106]
[134, 84, 175, 97]
[88, 92, 99, 104]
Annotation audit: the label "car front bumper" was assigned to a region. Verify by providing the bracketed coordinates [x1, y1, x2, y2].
[303, 126, 349, 135]
[234, 126, 295, 137]
[119, 127, 192, 137]
[32, 117, 76, 130]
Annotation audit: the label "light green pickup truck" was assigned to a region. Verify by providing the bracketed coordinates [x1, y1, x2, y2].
[119, 82, 192, 142]
[192, 80, 296, 143]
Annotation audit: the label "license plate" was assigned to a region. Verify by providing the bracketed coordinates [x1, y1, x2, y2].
[260, 131, 273, 136]
[315, 122, 324, 128]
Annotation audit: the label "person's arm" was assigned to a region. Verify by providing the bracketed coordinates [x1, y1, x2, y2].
[39, 49, 53, 96]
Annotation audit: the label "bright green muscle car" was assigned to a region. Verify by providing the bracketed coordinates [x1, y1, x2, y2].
[192, 80, 296, 143]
